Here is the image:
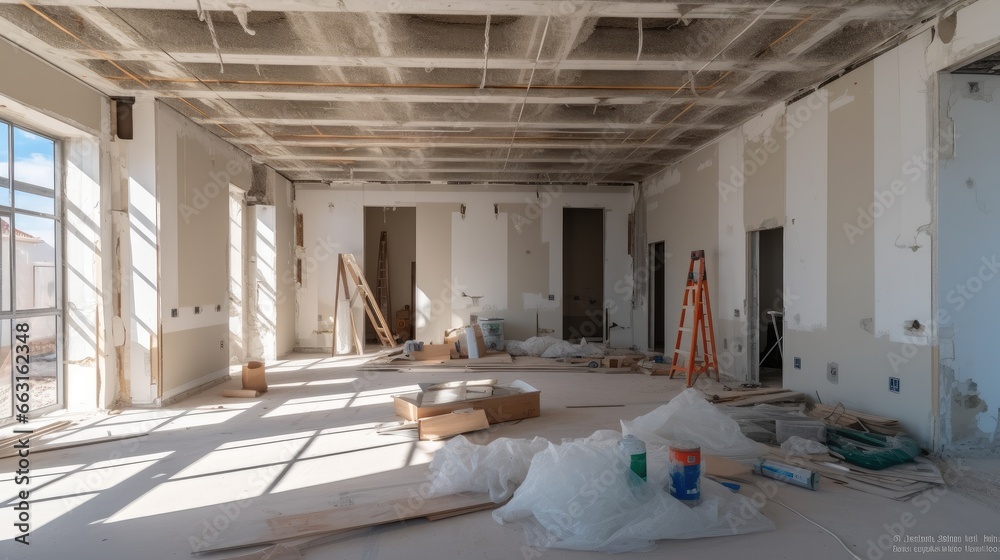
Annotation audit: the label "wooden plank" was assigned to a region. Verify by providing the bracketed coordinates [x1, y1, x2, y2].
[703, 454, 752, 479]
[424, 501, 499, 521]
[418, 409, 490, 441]
[703, 387, 790, 402]
[0, 421, 74, 451]
[725, 391, 805, 407]
[222, 389, 261, 398]
[201, 491, 494, 553]
[0, 432, 147, 460]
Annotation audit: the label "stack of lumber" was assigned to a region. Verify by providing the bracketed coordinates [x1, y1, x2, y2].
[771, 447, 944, 500]
[702, 387, 806, 406]
[808, 403, 903, 435]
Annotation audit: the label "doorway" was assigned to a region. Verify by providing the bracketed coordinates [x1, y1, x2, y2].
[747, 227, 784, 385]
[363, 207, 416, 343]
[562, 208, 604, 342]
[648, 241, 666, 352]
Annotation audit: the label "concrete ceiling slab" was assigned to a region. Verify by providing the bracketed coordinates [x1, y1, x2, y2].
[0, 0, 964, 185]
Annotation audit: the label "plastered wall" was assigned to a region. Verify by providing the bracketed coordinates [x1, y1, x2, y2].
[937, 73, 1000, 450]
[296, 186, 632, 350]
[156, 103, 252, 398]
[641, 38, 956, 446]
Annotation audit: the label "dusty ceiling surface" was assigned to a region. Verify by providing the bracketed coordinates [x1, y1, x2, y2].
[0, 1, 962, 185]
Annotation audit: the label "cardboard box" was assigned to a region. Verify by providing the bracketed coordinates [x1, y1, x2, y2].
[394, 380, 540, 424]
[242, 361, 267, 393]
[418, 408, 490, 441]
[443, 325, 487, 358]
[409, 343, 453, 361]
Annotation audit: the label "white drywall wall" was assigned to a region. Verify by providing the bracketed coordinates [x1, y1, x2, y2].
[296, 186, 632, 348]
[784, 90, 829, 333]
[873, 38, 934, 344]
[451, 205, 508, 323]
[716, 129, 748, 380]
[156, 102, 252, 395]
[274, 173, 296, 357]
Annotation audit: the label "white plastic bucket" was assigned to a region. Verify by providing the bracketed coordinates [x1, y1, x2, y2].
[477, 317, 505, 351]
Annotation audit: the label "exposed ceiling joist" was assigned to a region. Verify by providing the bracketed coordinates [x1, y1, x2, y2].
[0, 1, 908, 20]
[0, 0, 959, 184]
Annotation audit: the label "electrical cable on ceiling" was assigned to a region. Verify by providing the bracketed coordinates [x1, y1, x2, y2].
[480, 14, 491, 89]
[594, 0, 781, 181]
[636, 18, 643, 62]
[196, 0, 225, 73]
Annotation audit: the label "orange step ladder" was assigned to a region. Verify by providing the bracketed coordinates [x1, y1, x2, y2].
[669, 250, 720, 387]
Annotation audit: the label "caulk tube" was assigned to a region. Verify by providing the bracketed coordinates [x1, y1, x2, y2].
[752, 458, 819, 490]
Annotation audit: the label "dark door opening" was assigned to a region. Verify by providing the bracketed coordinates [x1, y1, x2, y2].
[563, 208, 604, 342]
[748, 227, 784, 385]
[363, 207, 416, 343]
[649, 241, 666, 352]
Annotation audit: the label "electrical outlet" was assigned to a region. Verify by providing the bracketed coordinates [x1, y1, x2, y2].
[548, 294, 555, 301]
[734, 309, 740, 318]
[171, 308, 178, 318]
[736, 343, 742, 352]
[220, 340, 225, 349]
[827, 362, 839, 384]
[216, 304, 222, 312]
[794, 357, 801, 370]
[194, 306, 201, 314]
[889, 377, 900, 393]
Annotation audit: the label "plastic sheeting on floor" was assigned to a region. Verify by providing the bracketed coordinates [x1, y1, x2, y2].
[426, 388, 776, 553]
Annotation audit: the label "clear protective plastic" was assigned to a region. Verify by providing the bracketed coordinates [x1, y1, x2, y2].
[622, 388, 767, 461]
[426, 435, 549, 502]
[493, 431, 774, 552]
[780, 435, 830, 456]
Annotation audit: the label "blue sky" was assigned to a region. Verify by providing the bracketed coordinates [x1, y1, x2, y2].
[0, 124, 57, 245]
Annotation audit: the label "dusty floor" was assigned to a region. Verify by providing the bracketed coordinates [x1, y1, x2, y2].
[1, 352, 999, 560]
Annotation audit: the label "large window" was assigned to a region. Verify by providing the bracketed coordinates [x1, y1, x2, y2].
[0, 120, 61, 422]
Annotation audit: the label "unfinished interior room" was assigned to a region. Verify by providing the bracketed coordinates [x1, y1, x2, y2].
[2, 0, 1000, 558]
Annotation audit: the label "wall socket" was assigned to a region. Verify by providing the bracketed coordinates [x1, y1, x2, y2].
[827, 362, 839, 384]
[220, 340, 225, 349]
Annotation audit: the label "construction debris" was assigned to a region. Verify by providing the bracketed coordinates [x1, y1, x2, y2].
[808, 402, 904, 435]
[418, 409, 490, 441]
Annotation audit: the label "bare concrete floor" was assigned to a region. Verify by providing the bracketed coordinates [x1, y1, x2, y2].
[2, 352, 999, 560]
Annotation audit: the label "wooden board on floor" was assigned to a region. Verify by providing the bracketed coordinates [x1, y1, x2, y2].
[703, 454, 752, 478]
[725, 391, 805, 406]
[202, 490, 495, 553]
[702, 387, 790, 402]
[418, 409, 490, 441]
[0, 421, 74, 451]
